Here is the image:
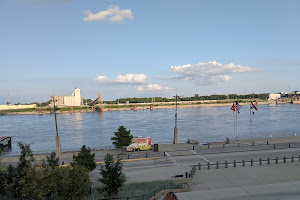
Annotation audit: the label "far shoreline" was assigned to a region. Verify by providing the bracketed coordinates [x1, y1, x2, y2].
[0, 100, 288, 116]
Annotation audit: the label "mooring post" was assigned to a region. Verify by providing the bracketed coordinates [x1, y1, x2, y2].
[251, 159, 253, 166]
[267, 141, 269, 145]
[225, 161, 228, 168]
[284, 156, 286, 163]
[289, 143, 291, 148]
[234, 160, 236, 167]
[243, 160, 245, 167]
[268, 158, 270, 165]
[276, 157, 278, 164]
[259, 158, 262, 165]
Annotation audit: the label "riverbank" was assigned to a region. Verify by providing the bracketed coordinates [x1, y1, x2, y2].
[0, 100, 287, 116]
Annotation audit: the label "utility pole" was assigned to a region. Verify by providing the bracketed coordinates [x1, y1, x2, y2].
[173, 94, 181, 144]
[51, 95, 61, 156]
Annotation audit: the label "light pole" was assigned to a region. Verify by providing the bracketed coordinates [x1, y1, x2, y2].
[51, 95, 61, 156]
[173, 94, 181, 144]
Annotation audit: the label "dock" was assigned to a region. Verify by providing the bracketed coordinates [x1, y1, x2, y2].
[0, 136, 12, 151]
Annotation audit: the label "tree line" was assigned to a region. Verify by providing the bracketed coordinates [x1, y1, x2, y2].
[103, 93, 269, 104]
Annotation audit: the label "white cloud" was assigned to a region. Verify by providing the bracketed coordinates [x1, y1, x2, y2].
[135, 84, 173, 92]
[84, 6, 134, 22]
[94, 74, 147, 84]
[170, 61, 258, 83]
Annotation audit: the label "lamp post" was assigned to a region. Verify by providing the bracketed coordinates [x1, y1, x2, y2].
[51, 95, 61, 156]
[173, 94, 181, 144]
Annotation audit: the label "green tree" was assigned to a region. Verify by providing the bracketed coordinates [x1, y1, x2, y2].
[17, 142, 35, 174]
[0, 169, 8, 195]
[54, 165, 91, 200]
[111, 126, 133, 154]
[71, 145, 96, 171]
[98, 154, 126, 198]
[17, 166, 47, 199]
[42, 152, 59, 169]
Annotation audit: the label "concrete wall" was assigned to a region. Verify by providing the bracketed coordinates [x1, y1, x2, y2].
[0, 104, 36, 110]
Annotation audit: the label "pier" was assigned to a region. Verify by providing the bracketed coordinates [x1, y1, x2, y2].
[0, 136, 12, 151]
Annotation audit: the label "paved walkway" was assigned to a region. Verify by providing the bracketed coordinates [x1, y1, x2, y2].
[171, 162, 300, 200]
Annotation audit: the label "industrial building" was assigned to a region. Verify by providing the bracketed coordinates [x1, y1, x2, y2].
[51, 88, 83, 107]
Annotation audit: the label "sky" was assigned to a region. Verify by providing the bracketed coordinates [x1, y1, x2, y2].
[1, 0, 300, 104]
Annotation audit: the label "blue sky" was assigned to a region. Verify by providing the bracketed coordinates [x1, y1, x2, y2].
[1, 0, 299, 104]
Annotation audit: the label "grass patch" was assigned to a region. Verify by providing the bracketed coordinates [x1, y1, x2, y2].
[87, 180, 183, 200]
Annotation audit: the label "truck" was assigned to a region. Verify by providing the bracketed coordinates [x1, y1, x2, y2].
[126, 137, 151, 152]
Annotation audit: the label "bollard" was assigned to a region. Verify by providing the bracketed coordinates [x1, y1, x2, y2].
[234, 160, 236, 167]
[216, 162, 219, 169]
[164, 152, 166, 156]
[268, 158, 270, 165]
[252, 142, 254, 146]
[62, 162, 64, 165]
[284, 156, 286, 163]
[267, 141, 269, 145]
[299, 155, 300, 162]
[259, 158, 262, 165]
[146, 153, 148, 158]
[292, 156, 294, 162]
[242, 160, 245, 167]
[128, 154, 130, 159]
[238, 143, 240, 147]
[276, 157, 278, 164]
[274, 144, 276, 149]
[189, 173, 191, 178]
[198, 163, 201, 170]
[208, 162, 210, 169]
[251, 159, 253, 166]
[208, 144, 210, 149]
[289, 143, 291, 148]
[225, 161, 228, 168]
[193, 146, 195, 150]
[223, 144, 225, 148]
[185, 172, 188, 178]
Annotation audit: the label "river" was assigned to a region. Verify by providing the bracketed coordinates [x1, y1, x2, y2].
[0, 103, 299, 156]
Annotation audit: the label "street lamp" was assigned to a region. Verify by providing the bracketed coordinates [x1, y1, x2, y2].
[173, 94, 181, 144]
[51, 95, 61, 156]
